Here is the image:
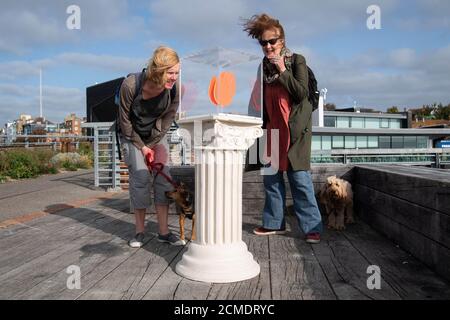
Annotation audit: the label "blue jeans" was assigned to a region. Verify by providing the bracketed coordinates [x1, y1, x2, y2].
[262, 169, 323, 235]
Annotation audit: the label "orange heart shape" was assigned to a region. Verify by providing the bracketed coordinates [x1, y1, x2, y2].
[208, 71, 236, 107]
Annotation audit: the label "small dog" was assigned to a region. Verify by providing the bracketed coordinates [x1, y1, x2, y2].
[165, 182, 196, 243]
[318, 176, 354, 230]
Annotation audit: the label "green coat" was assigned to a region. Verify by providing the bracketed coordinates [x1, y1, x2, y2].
[279, 53, 313, 171]
[246, 53, 313, 172]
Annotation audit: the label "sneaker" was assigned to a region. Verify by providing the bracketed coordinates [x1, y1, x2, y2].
[306, 232, 321, 244]
[128, 232, 145, 248]
[157, 232, 184, 246]
[253, 226, 286, 236]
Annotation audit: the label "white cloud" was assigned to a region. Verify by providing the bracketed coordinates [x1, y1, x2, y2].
[0, 0, 145, 54]
[315, 46, 450, 108]
[0, 84, 84, 124]
[145, 0, 403, 55]
[389, 48, 417, 68]
[0, 53, 147, 81]
[57, 53, 146, 73]
[0, 61, 41, 81]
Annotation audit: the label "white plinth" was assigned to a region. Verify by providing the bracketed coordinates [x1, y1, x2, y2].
[175, 114, 263, 283]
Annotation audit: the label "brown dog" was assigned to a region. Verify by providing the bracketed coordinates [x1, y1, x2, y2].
[318, 176, 354, 230]
[165, 182, 196, 243]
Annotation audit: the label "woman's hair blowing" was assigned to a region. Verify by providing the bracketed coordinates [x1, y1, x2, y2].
[242, 13, 285, 40]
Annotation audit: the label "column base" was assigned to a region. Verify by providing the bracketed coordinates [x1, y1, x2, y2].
[175, 241, 260, 283]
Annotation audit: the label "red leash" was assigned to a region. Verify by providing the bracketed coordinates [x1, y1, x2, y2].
[145, 155, 179, 188]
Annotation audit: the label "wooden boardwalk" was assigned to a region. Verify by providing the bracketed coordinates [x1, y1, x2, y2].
[1, 192, 450, 300]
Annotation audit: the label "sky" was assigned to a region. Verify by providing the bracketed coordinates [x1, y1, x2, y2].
[0, 0, 449, 126]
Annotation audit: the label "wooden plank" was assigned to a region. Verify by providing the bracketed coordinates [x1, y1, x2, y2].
[355, 184, 450, 248]
[56, 214, 180, 300]
[310, 221, 401, 300]
[12, 221, 136, 299]
[143, 215, 270, 300]
[76, 215, 185, 300]
[141, 246, 212, 300]
[0, 216, 133, 299]
[342, 221, 450, 299]
[357, 164, 450, 184]
[354, 166, 450, 215]
[355, 196, 450, 283]
[206, 215, 271, 300]
[0, 201, 132, 275]
[0, 196, 129, 250]
[269, 215, 336, 300]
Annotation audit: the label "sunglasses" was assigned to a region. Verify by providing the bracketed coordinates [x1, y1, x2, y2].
[258, 38, 279, 46]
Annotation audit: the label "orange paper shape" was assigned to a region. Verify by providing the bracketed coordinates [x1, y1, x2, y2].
[208, 71, 236, 107]
[208, 76, 218, 106]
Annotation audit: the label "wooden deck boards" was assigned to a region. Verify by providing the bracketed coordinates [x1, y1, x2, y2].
[1, 193, 449, 300]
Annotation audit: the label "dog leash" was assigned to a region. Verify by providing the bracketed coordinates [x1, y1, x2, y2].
[144, 156, 179, 189]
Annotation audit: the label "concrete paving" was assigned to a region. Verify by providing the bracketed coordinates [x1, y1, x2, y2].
[0, 169, 126, 222]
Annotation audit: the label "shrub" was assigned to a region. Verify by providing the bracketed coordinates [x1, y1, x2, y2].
[50, 152, 92, 170]
[2, 149, 40, 179]
[78, 142, 94, 163]
[34, 149, 57, 174]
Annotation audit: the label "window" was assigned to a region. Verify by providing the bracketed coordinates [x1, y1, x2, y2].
[365, 118, 379, 129]
[336, 117, 350, 128]
[417, 136, 428, 148]
[404, 136, 417, 148]
[356, 136, 368, 148]
[332, 136, 344, 149]
[380, 118, 390, 128]
[345, 136, 356, 149]
[368, 136, 378, 148]
[324, 116, 336, 127]
[322, 136, 332, 150]
[312, 136, 321, 150]
[390, 119, 401, 129]
[379, 136, 391, 148]
[351, 117, 364, 128]
[392, 136, 403, 148]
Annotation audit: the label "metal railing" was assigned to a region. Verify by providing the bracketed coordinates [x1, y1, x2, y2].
[0, 134, 92, 150]
[311, 148, 450, 167]
[81, 122, 122, 189]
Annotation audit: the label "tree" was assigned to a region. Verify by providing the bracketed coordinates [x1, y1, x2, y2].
[387, 106, 399, 113]
[433, 103, 450, 120]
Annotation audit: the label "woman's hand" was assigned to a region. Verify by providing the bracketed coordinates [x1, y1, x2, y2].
[269, 55, 286, 73]
[141, 146, 155, 165]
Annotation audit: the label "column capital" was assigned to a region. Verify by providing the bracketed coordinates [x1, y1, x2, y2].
[209, 120, 263, 150]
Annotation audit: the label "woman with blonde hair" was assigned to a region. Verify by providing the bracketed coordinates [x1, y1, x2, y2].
[118, 46, 183, 247]
[243, 14, 323, 243]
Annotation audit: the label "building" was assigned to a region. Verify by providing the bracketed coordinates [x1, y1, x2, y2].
[311, 107, 450, 151]
[22, 117, 55, 135]
[5, 122, 17, 144]
[64, 113, 82, 136]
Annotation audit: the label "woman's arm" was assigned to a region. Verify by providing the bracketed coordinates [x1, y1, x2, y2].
[118, 76, 146, 150]
[277, 54, 309, 105]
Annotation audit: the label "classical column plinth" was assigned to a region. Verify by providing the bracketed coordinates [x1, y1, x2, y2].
[175, 114, 263, 283]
